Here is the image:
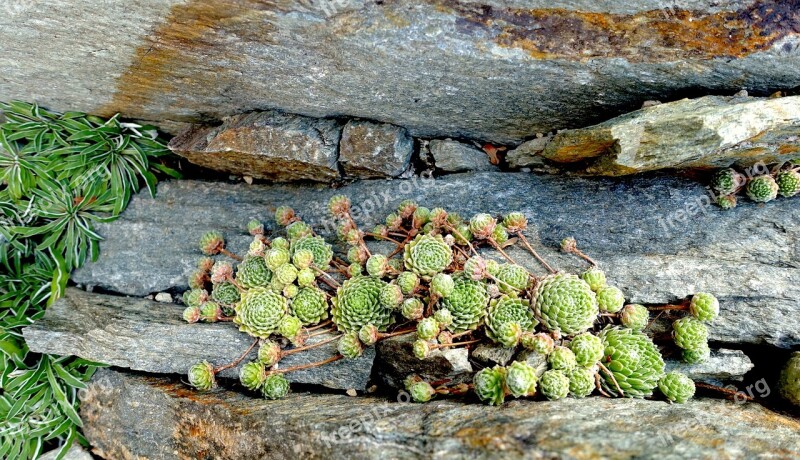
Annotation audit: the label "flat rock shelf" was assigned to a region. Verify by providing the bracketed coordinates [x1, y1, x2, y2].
[82, 369, 800, 460]
[71, 172, 800, 348]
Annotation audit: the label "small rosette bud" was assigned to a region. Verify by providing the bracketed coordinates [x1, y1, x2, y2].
[401, 298, 425, 320]
[506, 361, 537, 397]
[358, 324, 379, 346]
[396, 272, 420, 295]
[292, 249, 314, 269]
[430, 273, 455, 298]
[379, 284, 404, 310]
[258, 340, 282, 367]
[247, 219, 264, 236]
[239, 362, 267, 391]
[188, 361, 216, 391]
[433, 309, 453, 327]
[620, 304, 649, 330]
[689, 292, 719, 322]
[199, 231, 225, 255]
[409, 381, 436, 403]
[183, 306, 201, 323]
[274, 206, 296, 226]
[210, 261, 233, 284]
[468, 213, 497, 240]
[262, 374, 290, 400]
[417, 317, 441, 341]
[413, 339, 431, 360]
[502, 212, 528, 234]
[338, 331, 364, 359]
[366, 254, 389, 277]
[328, 195, 351, 217]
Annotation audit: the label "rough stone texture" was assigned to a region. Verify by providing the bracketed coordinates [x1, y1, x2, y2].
[81, 369, 800, 460]
[665, 349, 754, 385]
[39, 446, 92, 460]
[506, 135, 553, 169]
[375, 335, 472, 389]
[168, 112, 342, 182]
[428, 139, 497, 173]
[339, 121, 413, 178]
[3, 2, 800, 143]
[471, 343, 516, 367]
[22, 289, 374, 390]
[72, 173, 800, 348]
[542, 95, 800, 175]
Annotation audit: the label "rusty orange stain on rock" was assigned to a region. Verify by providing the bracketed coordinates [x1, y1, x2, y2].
[99, 0, 799, 120]
[440, 0, 799, 61]
[97, 0, 277, 119]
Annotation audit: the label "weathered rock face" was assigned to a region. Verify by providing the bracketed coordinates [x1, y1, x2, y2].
[506, 134, 553, 169]
[23, 289, 373, 390]
[168, 111, 342, 182]
[427, 139, 497, 173]
[2, 2, 800, 143]
[542, 95, 800, 175]
[81, 369, 800, 460]
[72, 173, 800, 348]
[339, 121, 413, 178]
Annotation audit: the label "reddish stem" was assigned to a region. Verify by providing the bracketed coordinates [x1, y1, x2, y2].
[282, 335, 341, 356]
[518, 233, 557, 274]
[270, 354, 344, 374]
[213, 338, 259, 373]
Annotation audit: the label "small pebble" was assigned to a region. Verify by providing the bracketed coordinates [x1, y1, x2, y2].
[346, 389, 358, 397]
[154, 292, 172, 303]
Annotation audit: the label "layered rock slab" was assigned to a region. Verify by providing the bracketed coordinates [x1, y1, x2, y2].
[3, 2, 800, 142]
[22, 288, 373, 390]
[80, 369, 800, 460]
[542, 95, 800, 174]
[71, 173, 800, 348]
[167, 111, 342, 182]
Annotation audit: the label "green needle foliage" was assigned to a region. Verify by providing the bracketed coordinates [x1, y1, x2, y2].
[0, 101, 178, 458]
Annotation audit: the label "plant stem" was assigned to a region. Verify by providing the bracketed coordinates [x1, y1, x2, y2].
[313, 266, 341, 289]
[307, 328, 336, 338]
[306, 320, 333, 331]
[598, 362, 624, 396]
[695, 382, 754, 401]
[270, 354, 344, 374]
[220, 248, 243, 262]
[647, 304, 689, 311]
[213, 338, 259, 373]
[365, 232, 404, 246]
[518, 233, 557, 274]
[377, 328, 416, 340]
[432, 339, 481, 350]
[282, 335, 342, 356]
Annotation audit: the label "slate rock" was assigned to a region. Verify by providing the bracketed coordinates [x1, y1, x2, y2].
[3, 2, 800, 143]
[22, 289, 373, 390]
[168, 111, 342, 182]
[79, 368, 800, 460]
[339, 120, 413, 178]
[71, 173, 800, 348]
[428, 139, 497, 173]
[542, 95, 800, 175]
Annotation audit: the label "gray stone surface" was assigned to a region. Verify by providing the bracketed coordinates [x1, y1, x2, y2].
[71, 173, 800, 348]
[23, 289, 374, 390]
[81, 368, 800, 460]
[542, 95, 800, 174]
[665, 349, 754, 385]
[168, 112, 341, 182]
[471, 343, 516, 367]
[339, 121, 413, 178]
[506, 135, 553, 169]
[428, 139, 497, 173]
[375, 334, 473, 389]
[39, 445, 93, 460]
[2, 2, 800, 143]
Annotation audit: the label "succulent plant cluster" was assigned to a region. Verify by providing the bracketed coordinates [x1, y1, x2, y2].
[710, 162, 800, 209]
[181, 197, 720, 406]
